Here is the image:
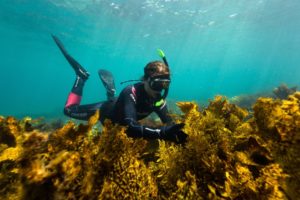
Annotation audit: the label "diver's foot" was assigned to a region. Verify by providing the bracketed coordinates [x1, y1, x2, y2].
[107, 91, 116, 101]
[98, 69, 116, 99]
[74, 65, 90, 80]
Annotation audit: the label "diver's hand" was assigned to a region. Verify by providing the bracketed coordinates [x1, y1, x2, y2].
[175, 130, 188, 144]
[161, 123, 188, 144]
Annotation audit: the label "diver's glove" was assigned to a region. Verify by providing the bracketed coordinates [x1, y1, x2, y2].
[125, 118, 187, 143]
[160, 123, 188, 144]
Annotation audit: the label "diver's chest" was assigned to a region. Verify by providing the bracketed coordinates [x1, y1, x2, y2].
[136, 99, 155, 113]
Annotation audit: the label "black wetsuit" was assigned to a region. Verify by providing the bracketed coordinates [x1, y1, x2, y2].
[52, 35, 184, 142]
[64, 82, 173, 139]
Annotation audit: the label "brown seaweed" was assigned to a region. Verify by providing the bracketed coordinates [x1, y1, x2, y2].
[1, 92, 300, 199]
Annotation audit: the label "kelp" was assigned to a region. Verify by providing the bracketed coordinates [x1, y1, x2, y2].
[1, 92, 300, 199]
[0, 111, 153, 200]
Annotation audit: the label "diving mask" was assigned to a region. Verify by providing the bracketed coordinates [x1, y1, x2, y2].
[148, 75, 170, 92]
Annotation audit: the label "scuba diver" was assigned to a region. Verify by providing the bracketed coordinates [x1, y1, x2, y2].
[52, 35, 187, 144]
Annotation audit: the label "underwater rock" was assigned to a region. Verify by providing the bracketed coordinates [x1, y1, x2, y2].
[228, 83, 298, 110]
[273, 83, 297, 100]
[229, 94, 263, 110]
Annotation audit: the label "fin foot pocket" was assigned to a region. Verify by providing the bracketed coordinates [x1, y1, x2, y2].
[98, 69, 116, 100]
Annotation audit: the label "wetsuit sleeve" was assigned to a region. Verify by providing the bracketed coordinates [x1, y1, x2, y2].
[121, 91, 187, 143]
[155, 100, 173, 125]
[122, 91, 162, 139]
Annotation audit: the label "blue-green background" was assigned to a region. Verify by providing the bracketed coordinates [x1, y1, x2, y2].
[1, 0, 300, 118]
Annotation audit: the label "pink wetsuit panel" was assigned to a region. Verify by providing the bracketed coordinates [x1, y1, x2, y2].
[65, 92, 82, 107]
[131, 86, 136, 97]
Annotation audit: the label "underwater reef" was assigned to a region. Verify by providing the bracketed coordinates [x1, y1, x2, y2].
[1, 92, 300, 200]
[229, 83, 298, 110]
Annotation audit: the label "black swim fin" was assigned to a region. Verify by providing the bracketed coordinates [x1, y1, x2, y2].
[52, 34, 90, 80]
[98, 69, 116, 101]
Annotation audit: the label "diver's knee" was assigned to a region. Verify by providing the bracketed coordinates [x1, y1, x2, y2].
[63, 107, 72, 117]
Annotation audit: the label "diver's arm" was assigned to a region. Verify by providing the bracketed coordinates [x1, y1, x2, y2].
[125, 118, 162, 139]
[155, 100, 173, 125]
[122, 93, 181, 141]
[125, 116, 186, 143]
[122, 94, 162, 139]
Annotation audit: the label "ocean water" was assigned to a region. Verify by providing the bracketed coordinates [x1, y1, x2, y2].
[0, 0, 299, 118]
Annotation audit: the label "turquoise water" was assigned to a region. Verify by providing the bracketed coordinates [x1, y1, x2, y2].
[0, 0, 300, 118]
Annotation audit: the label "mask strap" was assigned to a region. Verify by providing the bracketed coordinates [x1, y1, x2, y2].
[120, 79, 140, 85]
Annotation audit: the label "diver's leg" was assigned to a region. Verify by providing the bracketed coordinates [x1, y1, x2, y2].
[98, 69, 116, 101]
[65, 76, 85, 108]
[64, 76, 104, 120]
[52, 34, 96, 120]
[64, 76, 104, 121]
[64, 101, 103, 121]
[52, 34, 90, 80]
[63, 75, 88, 120]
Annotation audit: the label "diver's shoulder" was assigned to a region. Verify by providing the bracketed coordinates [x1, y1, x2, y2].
[133, 82, 144, 89]
[121, 82, 143, 92]
[120, 84, 135, 96]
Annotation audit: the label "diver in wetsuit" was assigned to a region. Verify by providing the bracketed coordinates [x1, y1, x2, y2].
[52, 35, 187, 144]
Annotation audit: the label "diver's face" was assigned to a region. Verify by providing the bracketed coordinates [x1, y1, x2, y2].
[144, 75, 171, 97]
[148, 75, 170, 92]
[144, 80, 161, 97]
